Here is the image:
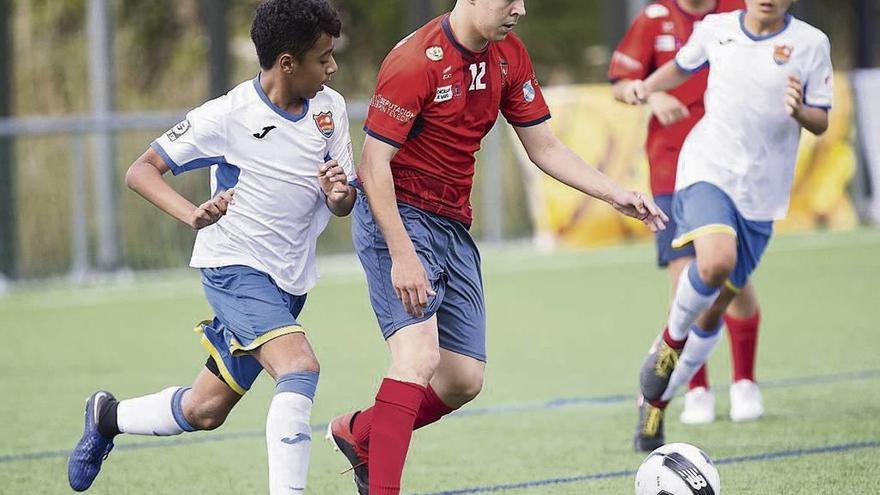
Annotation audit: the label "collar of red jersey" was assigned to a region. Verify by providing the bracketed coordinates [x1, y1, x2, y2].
[441, 14, 490, 59]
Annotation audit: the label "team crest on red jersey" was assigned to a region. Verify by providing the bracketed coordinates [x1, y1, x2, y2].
[425, 46, 444, 61]
[313, 111, 334, 138]
[773, 44, 793, 65]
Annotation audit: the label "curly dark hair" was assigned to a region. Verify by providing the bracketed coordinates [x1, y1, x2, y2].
[250, 0, 342, 69]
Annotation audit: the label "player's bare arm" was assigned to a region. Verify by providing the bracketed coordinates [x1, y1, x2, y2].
[125, 147, 235, 230]
[358, 136, 436, 317]
[614, 80, 690, 126]
[318, 159, 355, 216]
[620, 61, 692, 105]
[785, 74, 829, 135]
[514, 121, 668, 232]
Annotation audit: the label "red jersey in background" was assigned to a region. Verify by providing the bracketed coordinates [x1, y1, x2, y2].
[608, 0, 744, 195]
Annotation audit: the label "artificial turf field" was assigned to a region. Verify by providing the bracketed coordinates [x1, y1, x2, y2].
[1, 228, 879, 494]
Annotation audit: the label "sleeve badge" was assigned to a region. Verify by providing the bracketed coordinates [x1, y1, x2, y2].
[522, 80, 536, 103]
[425, 46, 444, 61]
[166, 119, 191, 142]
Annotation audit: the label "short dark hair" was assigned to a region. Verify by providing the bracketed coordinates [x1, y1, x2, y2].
[250, 0, 342, 69]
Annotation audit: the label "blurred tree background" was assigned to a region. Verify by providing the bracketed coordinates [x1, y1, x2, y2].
[10, 0, 866, 118]
[2, 0, 875, 279]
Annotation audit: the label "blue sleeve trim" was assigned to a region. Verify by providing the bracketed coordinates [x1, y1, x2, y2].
[151, 141, 225, 176]
[150, 141, 180, 173]
[802, 81, 832, 110]
[804, 102, 831, 110]
[675, 59, 709, 74]
[177, 155, 227, 176]
[364, 126, 403, 148]
[508, 114, 552, 128]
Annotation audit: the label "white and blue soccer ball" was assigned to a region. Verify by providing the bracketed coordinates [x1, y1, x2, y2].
[635, 442, 721, 495]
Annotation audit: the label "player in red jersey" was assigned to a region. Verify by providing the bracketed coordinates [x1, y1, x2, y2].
[609, 0, 764, 449]
[325, 1, 667, 493]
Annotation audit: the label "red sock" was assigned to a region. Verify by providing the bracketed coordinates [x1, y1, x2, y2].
[688, 364, 710, 390]
[351, 385, 455, 454]
[367, 379, 425, 495]
[662, 327, 686, 349]
[351, 408, 373, 451]
[726, 310, 760, 382]
[414, 385, 456, 429]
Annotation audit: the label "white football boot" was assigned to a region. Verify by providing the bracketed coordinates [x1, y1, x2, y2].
[679, 386, 715, 424]
[729, 379, 764, 422]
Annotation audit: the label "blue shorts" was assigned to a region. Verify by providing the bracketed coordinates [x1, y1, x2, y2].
[352, 192, 487, 362]
[196, 265, 307, 395]
[671, 182, 773, 290]
[653, 194, 696, 267]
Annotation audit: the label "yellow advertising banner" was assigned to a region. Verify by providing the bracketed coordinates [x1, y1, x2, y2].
[511, 76, 857, 248]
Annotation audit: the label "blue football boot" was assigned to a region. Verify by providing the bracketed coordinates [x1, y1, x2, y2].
[67, 391, 116, 491]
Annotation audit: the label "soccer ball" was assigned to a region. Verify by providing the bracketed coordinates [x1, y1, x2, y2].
[635, 442, 720, 495]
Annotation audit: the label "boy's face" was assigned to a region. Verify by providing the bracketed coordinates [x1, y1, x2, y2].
[289, 33, 338, 100]
[745, 0, 796, 24]
[472, 0, 526, 42]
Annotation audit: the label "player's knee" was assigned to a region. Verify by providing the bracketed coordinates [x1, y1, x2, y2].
[186, 402, 230, 431]
[293, 354, 321, 374]
[451, 373, 484, 403]
[697, 258, 735, 287]
[437, 366, 484, 407]
[269, 354, 321, 377]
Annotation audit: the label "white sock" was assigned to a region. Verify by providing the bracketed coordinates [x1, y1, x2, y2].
[667, 262, 720, 341]
[267, 371, 318, 495]
[117, 386, 194, 436]
[661, 324, 723, 401]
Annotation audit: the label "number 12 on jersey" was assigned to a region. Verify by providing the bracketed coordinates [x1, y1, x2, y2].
[469, 62, 487, 91]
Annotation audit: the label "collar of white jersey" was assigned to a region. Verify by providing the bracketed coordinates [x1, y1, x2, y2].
[252, 73, 310, 123]
[738, 10, 793, 42]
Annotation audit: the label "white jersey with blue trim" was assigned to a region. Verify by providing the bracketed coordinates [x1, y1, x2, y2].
[674, 11, 833, 221]
[151, 76, 355, 295]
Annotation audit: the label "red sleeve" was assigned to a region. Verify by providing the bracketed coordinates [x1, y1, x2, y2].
[363, 51, 432, 148]
[501, 39, 551, 127]
[608, 13, 656, 82]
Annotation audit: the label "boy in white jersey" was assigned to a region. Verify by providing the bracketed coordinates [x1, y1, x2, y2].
[67, 1, 356, 492]
[618, 0, 832, 451]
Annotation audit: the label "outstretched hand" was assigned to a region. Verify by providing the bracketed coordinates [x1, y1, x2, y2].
[189, 188, 235, 230]
[620, 79, 649, 105]
[609, 189, 668, 232]
[648, 92, 690, 126]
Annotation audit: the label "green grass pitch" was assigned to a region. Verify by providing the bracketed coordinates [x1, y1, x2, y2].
[1, 228, 879, 494]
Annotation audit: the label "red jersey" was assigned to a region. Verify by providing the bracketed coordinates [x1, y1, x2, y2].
[608, 0, 744, 195]
[364, 15, 550, 225]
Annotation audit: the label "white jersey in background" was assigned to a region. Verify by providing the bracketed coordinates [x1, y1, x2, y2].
[152, 76, 355, 295]
[674, 10, 833, 221]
